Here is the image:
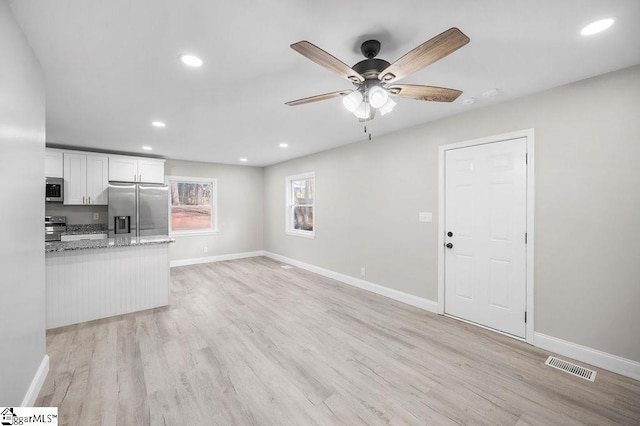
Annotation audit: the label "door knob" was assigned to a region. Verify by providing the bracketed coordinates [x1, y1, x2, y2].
[446, 243, 453, 249]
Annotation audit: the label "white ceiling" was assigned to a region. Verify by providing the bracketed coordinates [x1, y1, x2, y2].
[9, 0, 640, 166]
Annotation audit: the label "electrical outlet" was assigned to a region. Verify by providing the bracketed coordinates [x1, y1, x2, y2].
[360, 267, 366, 277]
[419, 212, 432, 222]
[203, 246, 208, 254]
[93, 213, 99, 220]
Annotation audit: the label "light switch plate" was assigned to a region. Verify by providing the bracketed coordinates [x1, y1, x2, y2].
[419, 212, 432, 222]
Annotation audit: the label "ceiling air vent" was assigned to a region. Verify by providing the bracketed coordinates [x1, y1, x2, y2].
[545, 356, 596, 381]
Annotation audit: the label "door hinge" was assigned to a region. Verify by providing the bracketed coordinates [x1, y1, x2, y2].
[525, 153, 528, 164]
[525, 311, 527, 323]
[525, 232, 528, 244]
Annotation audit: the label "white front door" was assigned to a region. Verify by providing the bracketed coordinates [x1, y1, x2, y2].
[444, 137, 527, 337]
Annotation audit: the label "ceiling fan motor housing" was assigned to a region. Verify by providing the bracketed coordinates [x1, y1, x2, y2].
[360, 39, 381, 58]
[353, 40, 391, 81]
[352, 58, 391, 81]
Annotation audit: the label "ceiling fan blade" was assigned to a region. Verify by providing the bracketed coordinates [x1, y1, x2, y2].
[291, 41, 365, 83]
[388, 84, 462, 102]
[379, 28, 470, 83]
[285, 90, 352, 106]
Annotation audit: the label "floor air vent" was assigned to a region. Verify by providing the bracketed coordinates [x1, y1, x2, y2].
[545, 356, 596, 381]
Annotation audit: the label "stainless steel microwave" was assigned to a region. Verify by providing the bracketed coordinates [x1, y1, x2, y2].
[45, 177, 64, 202]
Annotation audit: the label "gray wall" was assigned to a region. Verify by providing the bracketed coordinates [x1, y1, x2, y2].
[0, 0, 47, 405]
[165, 160, 264, 262]
[264, 65, 640, 363]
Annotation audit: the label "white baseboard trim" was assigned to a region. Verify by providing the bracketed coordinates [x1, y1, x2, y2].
[21, 354, 49, 407]
[170, 251, 265, 267]
[535, 332, 640, 381]
[263, 251, 438, 314]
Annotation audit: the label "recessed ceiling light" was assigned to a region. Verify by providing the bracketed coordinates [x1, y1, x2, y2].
[151, 121, 166, 128]
[581, 17, 616, 36]
[179, 54, 203, 67]
[462, 97, 476, 105]
[239, 158, 248, 162]
[279, 143, 289, 148]
[482, 88, 499, 98]
[142, 146, 153, 151]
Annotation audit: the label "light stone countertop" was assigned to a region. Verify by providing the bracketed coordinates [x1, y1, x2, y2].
[45, 235, 175, 252]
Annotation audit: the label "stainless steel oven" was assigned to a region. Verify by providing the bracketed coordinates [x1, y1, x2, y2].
[46, 177, 64, 203]
[45, 216, 67, 242]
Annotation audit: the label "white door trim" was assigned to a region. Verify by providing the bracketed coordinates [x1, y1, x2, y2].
[437, 128, 535, 344]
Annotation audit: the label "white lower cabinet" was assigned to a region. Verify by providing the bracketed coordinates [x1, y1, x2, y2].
[45, 244, 170, 329]
[64, 152, 109, 205]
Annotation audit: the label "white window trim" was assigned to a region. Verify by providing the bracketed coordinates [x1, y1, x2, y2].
[285, 172, 315, 238]
[166, 175, 218, 236]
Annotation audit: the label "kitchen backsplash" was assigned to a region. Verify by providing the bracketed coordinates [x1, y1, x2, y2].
[65, 224, 108, 234]
[45, 204, 108, 225]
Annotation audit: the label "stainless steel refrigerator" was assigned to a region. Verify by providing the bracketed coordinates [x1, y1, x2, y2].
[108, 182, 168, 237]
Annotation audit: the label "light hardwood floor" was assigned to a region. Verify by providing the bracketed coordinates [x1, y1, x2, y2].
[37, 257, 640, 425]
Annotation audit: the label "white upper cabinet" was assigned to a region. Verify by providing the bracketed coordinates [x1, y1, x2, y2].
[108, 156, 138, 182]
[63, 152, 109, 205]
[64, 153, 87, 205]
[86, 155, 109, 204]
[109, 155, 165, 183]
[45, 148, 64, 178]
[137, 159, 165, 183]
[48, 149, 164, 204]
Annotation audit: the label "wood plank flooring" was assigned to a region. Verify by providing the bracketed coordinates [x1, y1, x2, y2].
[37, 257, 640, 425]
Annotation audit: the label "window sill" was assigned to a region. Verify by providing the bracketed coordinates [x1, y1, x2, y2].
[286, 230, 315, 239]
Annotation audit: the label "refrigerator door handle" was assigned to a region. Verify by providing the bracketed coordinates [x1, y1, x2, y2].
[136, 184, 140, 237]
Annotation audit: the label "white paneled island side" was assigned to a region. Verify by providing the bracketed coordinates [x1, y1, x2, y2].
[45, 236, 174, 329]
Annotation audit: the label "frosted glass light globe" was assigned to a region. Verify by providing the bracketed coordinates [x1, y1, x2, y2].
[368, 86, 389, 108]
[342, 91, 363, 112]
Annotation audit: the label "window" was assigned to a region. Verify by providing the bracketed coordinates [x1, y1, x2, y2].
[286, 172, 315, 238]
[166, 176, 217, 235]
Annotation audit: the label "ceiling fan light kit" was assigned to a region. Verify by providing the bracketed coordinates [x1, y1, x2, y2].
[353, 102, 372, 120]
[368, 86, 389, 108]
[379, 97, 397, 116]
[342, 90, 363, 112]
[286, 28, 470, 122]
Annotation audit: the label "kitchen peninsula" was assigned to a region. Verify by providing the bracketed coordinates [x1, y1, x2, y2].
[44, 147, 172, 329]
[45, 233, 174, 329]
